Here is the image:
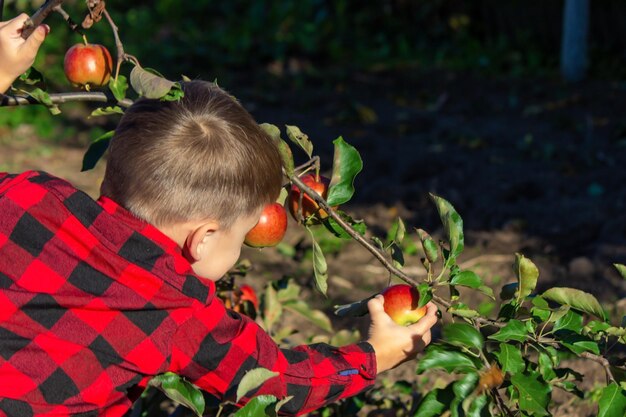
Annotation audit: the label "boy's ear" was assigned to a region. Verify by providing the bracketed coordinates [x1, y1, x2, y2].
[185, 221, 220, 262]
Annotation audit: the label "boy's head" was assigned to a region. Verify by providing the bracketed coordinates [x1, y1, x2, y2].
[101, 80, 283, 228]
[100, 80, 283, 279]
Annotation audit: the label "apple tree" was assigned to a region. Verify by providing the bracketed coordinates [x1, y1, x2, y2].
[2, 1, 625, 416]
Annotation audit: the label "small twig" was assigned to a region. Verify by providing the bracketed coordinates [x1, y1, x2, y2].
[491, 388, 515, 417]
[580, 352, 616, 384]
[102, 9, 129, 79]
[20, 0, 63, 39]
[0, 91, 133, 107]
[52, 5, 82, 35]
[293, 156, 320, 174]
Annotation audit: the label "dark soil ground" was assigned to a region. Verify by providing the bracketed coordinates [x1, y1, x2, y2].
[1, 67, 625, 416]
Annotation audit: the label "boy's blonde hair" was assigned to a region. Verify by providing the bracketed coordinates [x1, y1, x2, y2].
[100, 80, 283, 228]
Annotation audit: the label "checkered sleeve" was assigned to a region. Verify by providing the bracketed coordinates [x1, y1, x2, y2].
[169, 297, 377, 416]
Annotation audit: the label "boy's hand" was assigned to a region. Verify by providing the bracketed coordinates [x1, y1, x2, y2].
[366, 295, 438, 374]
[0, 13, 49, 93]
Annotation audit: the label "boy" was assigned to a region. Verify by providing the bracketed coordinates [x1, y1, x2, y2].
[0, 15, 438, 417]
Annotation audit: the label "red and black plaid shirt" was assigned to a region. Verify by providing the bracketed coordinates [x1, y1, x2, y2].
[0, 171, 376, 417]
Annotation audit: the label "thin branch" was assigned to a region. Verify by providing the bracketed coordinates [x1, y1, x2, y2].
[580, 351, 616, 384]
[102, 9, 126, 79]
[20, 0, 63, 39]
[52, 4, 82, 34]
[0, 91, 133, 107]
[288, 171, 420, 287]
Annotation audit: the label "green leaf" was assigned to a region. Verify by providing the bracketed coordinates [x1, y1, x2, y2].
[389, 242, 404, 269]
[307, 227, 328, 296]
[514, 254, 539, 304]
[259, 123, 294, 177]
[262, 284, 282, 331]
[599, 383, 626, 417]
[232, 395, 278, 417]
[442, 323, 484, 351]
[414, 385, 455, 417]
[90, 106, 124, 117]
[130, 65, 175, 99]
[150, 372, 205, 416]
[556, 330, 600, 355]
[284, 300, 333, 332]
[327, 137, 363, 206]
[430, 194, 464, 265]
[614, 264, 626, 280]
[538, 351, 557, 381]
[417, 345, 479, 373]
[416, 283, 432, 308]
[322, 210, 366, 239]
[27, 88, 61, 115]
[553, 310, 583, 332]
[450, 270, 483, 289]
[451, 373, 479, 417]
[417, 228, 439, 264]
[488, 320, 528, 343]
[109, 75, 128, 102]
[285, 125, 313, 158]
[82, 130, 114, 171]
[388, 217, 406, 244]
[448, 304, 480, 318]
[511, 372, 551, 416]
[236, 368, 279, 402]
[495, 343, 525, 374]
[542, 287, 606, 320]
[466, 394, 489, 417]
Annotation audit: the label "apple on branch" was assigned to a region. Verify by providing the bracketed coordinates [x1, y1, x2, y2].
[381, 284, 427, 326]
[289, 173, 336, 223]
[63, 43, 113, 90]
[244, 203, 288, 248]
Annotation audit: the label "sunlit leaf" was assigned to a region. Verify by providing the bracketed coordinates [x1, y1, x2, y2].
[109, 75, 128, 102]
[450, 270, 482, 289]
[285, 125, 313, 158]
[82, 130, 114, 171]
[90, 106, 124, 117]
[556, 330, 600, 355]
[442, 323, 484, 350]
[553, 310, 583, 332]
[514, 253, 539, 304]
[232, 395, 278, 417]
[417, 283, 432, 308]
[130, 66, 176, 99]
[307, 227, 328, 296]
[488, 320, 528, 343]
[327, 137, 363, 206]
[542, 287, 606, 320]
[429, 194, 464, 265]
[614, 264, 626, 280]
[417, 345, 479, 373]
[28, 88, 60, 114]
[236, 368, 279, 402]
[260, 123, 294, 177]
[322, 210, 366, 239]
[149, 372, 205, 416]
[416, 228, 439, 263]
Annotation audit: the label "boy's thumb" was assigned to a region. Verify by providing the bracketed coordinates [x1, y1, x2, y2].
[367, 295, 391, 322]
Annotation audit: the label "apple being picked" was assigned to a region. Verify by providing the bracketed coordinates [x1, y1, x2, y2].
[381, 284, 427, 326]
[244, 203, 288, 248]
[64, 43, 113, 89]
[289, 173, 335, 223]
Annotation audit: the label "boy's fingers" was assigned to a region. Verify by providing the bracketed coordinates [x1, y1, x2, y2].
[5, 13, 30, 30]
[24, 24, 49, 48]
[407, 302, 438, 334]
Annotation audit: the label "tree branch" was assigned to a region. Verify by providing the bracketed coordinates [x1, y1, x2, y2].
[0, 91, 133, 107]
[20, 0, 63, 39]
[580, 351, 616, 384]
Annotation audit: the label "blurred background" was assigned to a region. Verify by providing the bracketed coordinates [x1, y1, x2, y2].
[1, 0, 625, 304]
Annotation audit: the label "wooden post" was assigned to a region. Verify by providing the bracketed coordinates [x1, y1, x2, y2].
[560, 0, 590, 82]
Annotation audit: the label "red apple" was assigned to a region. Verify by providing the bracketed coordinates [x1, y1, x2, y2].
[239, 284, 259, 310]
[289, 174, 335, 223]
[244, 203, 288, 248]
[381, 284, 427, 326]
[64, 43, 113, 89]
